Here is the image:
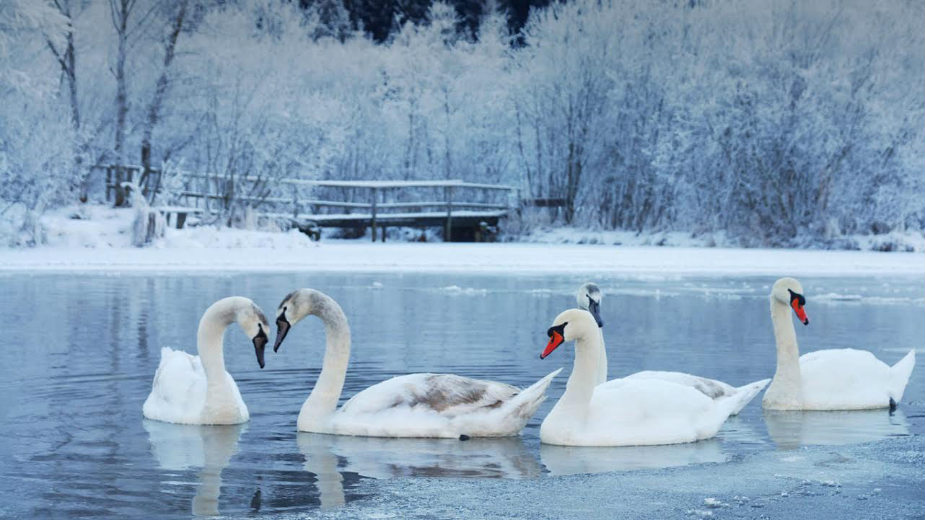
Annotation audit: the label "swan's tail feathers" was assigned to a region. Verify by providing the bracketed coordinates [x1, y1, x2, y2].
[506, 368, 563, 424]
[728, 378, 772, 415]
[888, 350, 916, 403]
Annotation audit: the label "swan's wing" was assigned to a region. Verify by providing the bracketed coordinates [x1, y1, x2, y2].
[620, 371, 736, 399]
[580, 378, 730, 445]
[799, 348, 894, 409]
[142, 348, 207, 423]
[340, 373, 521, 418]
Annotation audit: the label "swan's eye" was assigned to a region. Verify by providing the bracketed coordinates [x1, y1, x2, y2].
[788, 289, 805, 307]
[547, 322, 567, 337]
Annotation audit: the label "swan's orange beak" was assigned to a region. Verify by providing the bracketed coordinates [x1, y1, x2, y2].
[791, 300, 809, 325]
[541, 330, 564, 359]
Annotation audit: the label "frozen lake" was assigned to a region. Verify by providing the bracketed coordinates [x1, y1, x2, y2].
[0, 272, 922, 518]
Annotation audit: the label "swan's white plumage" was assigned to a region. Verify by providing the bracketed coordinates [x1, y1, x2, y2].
[619, 371, 770, 415]
[321, 370, 561, 438]
[543, 375, 741, 447]
[143, 347, 248, 425]
[539, 309, 740, 446]
[798, 348, 915, 410]
[277, 288, 561, 438]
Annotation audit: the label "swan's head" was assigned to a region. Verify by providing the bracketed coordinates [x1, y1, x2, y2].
[576, 282, 603, 327]
[273, 288, 345, 352]
[771, 277, 809, 326]
[236, 300, 270, 369]
[540, 308, 599, 359]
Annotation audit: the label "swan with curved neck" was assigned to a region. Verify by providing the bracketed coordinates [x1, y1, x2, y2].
[580, 281, 768, 414]
[762, 277, 915, 410]
[273, 288, 561, 438]
[143, 296, 270, 425]
[539, 308, 741, 446]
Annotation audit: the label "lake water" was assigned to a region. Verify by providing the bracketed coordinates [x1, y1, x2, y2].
[0, 272, 922, 517]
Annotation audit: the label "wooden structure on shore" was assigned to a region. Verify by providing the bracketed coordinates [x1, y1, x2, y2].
[96, 165, 517, 242]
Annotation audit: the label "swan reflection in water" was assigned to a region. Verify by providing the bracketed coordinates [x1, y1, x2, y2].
[144, 420, 244, 516]
[764, 409, 910, 449]
[541, 438, 727, 476]
[298, 433, 543, 505]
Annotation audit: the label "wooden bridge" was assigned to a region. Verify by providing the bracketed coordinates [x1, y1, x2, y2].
[96, 165, 518, 242]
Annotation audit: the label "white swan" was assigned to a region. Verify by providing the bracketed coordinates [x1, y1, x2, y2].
[577, 282, 768, 414]
[142, 296, 270, 425]
[539, 308, 742, 446]
[762, 277, 915, 410]
[273, 288, 561, 438]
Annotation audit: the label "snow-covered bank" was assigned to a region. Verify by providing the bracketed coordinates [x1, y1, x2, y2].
[518, 226, 925, 253]
[3, 205, 919, 275]
[0, 240, 921, 276]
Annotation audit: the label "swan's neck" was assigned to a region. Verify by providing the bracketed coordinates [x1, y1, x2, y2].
[596, 329, 608, 386]
[197, 304, 235, 384]
[764, 300, 803, 408]
[554, 335, 602, 419]
[301, 308, 351, 424]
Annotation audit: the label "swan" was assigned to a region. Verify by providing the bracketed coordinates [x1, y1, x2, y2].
[762, 277, 915, 411]
[142, 296, 270, 425]
[272, 288, 561, 438]
[577, 282, 769, 414]
[539, 308, 742, 446]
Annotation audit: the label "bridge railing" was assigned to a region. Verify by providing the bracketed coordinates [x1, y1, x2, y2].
[95, 165, 519, 241]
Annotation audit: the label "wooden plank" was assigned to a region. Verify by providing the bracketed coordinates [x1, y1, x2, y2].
[181, 174, 475, 189]
[444, 186, 454, 242]
[370, 187, 377, 242]
[376, 201, 507, 210]
[454, 182, 517, 191]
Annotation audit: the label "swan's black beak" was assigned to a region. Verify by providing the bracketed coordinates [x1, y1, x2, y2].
[588, 300, 603, 328]
[253, 327, 268, 369]
[274, 314, 291, 353]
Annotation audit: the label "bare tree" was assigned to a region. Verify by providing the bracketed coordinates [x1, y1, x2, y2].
[139, 0, 189, 204]
[44, 0, 84, 200]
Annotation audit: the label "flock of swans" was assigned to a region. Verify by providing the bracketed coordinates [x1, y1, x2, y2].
[143, 277, 916, 449]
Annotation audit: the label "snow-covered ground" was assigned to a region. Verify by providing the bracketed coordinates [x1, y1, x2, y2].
[518, 225, 925, 253]
[2, 205, 921, 275]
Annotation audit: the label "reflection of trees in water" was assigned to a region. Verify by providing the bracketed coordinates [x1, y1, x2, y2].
[763, 409, 910, 450]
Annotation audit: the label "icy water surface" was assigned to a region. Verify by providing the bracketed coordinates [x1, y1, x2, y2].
[0, 272, 922, 518]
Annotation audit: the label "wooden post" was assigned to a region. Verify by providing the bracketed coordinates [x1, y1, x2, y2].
[444, 186, 454, 242]
[370, 187, 378, 242]
[105, 167, 113, 202]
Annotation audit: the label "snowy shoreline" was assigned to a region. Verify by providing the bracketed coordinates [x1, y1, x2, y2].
[0, 241, 921, 276]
